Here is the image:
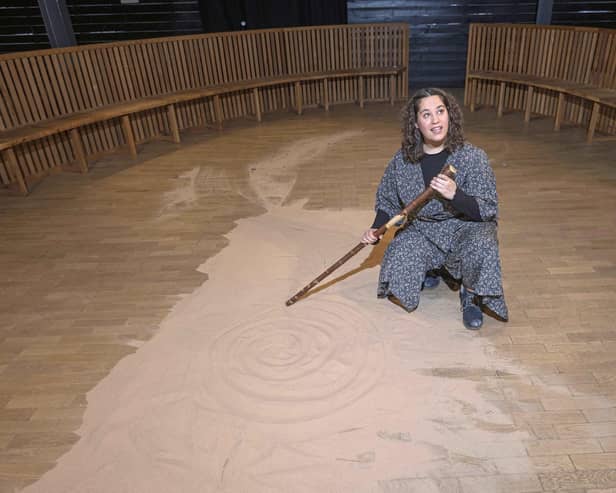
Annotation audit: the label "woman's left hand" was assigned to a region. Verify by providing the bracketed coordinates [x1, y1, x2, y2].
[430, 173, 457, 200]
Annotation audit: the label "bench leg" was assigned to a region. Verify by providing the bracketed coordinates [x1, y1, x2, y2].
[2, 148, 28, 195]
[576, 100, 585, 125]
[166, 104, 181, 144]
[587, 102, 600, 144]
[121, 115, 138, 159]
[390, 74, 396, 106]
[359, 75, 365, 109]
[252, 88, 262, 122]
[70, 128, 88, 173]
[213, 95, 223, 130]
[322, 78, 329, 111]
[294, 82, 303, 115]
[469, 79, 476, 112]
[497, 82, 505, 118]
[464, 77, 470, 106]
[554, 92, 565, 131]
[524, 86, 534, 123]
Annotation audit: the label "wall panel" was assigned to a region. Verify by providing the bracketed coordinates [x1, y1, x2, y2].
[348, 0, 538, 88]
[0, 0, 50, 54]
[552, 0, 616, 29]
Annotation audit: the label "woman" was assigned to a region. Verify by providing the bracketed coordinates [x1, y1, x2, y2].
[361, 88, 508, 329]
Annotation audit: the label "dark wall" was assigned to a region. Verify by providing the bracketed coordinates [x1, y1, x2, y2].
[348, 0, 538, 88]
[65, 0, 203, 45]
[0, 0, 346, 55]
[552, 0, 616, 28]
[348, 0, 616, 88]
[0, 0, 203, 54]
[1, 0, 615, 80]
[199, 0, 347, 32]
[0, 0, 50, 53]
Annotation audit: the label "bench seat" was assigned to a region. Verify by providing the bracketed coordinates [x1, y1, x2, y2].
[467, 70, 616, 143]
[1, 66, 404, 195]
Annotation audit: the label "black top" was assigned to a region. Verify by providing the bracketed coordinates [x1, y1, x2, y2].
[371, 150, 481, 229]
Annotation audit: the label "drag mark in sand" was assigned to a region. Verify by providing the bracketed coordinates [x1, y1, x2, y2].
[248, 130, 364, 209]
[159, 166, 201, 215]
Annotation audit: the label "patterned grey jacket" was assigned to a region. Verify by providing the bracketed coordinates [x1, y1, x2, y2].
[375, 143, 499, 251]
[374, 143, 508, 320]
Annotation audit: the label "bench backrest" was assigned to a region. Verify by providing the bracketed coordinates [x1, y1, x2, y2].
[0, 24, 408, 131]
[466, 23, 608, 86]
[591, 29, 616, 89]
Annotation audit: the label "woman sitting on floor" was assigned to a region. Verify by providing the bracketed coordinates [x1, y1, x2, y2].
[361, 87, 508, 329]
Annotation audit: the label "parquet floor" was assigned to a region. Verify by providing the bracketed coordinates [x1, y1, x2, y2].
[1, 91, 615, 492]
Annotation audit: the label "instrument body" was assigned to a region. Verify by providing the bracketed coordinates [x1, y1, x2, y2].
[285, 164, 457, 306]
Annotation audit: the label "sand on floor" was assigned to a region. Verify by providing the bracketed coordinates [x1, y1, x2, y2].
[22, 131, 520, 493]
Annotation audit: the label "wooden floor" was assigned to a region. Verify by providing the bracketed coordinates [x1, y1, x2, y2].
[1, 92, 616, 492]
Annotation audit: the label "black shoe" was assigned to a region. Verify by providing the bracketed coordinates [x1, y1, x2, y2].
[460, 286, 483, 330]
[422, 273, 440, 290]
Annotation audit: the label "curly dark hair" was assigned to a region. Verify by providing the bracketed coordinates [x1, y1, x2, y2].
[401, 88, 465, 164]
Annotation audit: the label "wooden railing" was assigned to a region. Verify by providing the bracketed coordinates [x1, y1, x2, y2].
[465, 23, 616, 143]
[0, 23, 409, 194]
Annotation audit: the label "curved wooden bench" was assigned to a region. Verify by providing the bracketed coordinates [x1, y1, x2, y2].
[0, 67, 405, 194]
[465, 23, 616, 144]
[0, 24, 409, 195]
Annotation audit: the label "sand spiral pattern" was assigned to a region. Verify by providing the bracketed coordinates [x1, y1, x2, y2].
[207, 300, 384, 423]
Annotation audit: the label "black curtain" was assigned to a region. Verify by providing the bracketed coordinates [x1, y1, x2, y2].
[199, 0, 347, 32]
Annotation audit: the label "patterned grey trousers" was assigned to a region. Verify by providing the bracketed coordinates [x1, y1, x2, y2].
[377, 221, 508, 320]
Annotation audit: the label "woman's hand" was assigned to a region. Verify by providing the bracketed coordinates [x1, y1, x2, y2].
[430, 173, 457, 200]
[361, 228, 381, 244]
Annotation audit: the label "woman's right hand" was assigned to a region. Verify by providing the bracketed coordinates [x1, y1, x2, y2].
[361, 228, 381, 244]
